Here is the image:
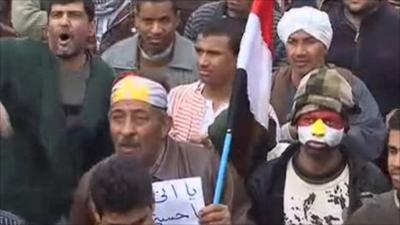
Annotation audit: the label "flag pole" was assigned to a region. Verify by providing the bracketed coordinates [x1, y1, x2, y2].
[212, 69, 247, 204]
[212, 0, 274, 204]
[212, 130, 233, 204]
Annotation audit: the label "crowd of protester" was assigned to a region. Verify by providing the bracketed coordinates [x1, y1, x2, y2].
[0, 0, 399, 224]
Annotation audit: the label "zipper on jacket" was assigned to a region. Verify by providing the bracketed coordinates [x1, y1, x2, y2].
[352, 27, 362, 73]
[354, 30, 360, 43]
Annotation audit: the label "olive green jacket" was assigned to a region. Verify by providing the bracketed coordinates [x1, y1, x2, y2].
[0, 38, 115, 224]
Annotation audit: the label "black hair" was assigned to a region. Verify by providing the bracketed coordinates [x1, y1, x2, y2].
[90, 155, 153, 216]
[48, 0, 95, 21]
[199, 18, 246, 56]
[135, 0, 178, 14]
[388, 108, 400, 130]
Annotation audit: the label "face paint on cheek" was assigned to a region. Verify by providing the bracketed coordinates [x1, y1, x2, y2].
[298, 122, 345, 148]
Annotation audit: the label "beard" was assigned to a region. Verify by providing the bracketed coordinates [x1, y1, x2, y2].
[50, 40, 86, 59]
[346, 1, 380, 16]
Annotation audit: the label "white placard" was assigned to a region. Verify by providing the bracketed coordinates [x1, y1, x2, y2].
[152, 177, 205, 225]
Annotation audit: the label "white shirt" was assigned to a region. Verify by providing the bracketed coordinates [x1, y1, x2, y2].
[284, 158, 350, 225]
[200, 99, 228, 136]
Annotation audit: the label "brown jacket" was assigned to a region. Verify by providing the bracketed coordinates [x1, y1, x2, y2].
[69, 137, 254, 225]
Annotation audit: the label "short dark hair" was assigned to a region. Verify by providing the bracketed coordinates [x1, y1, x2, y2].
[388, 108, 400, 130]
[90, 155, 153, 216]
[48, 0, 95, 21]
[135, 0, 178, 14]
[199, 18, 246, 56]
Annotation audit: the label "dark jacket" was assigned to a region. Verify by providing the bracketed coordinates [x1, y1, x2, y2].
[69, 137, 254, 225]
[175, 0, 218, 34]
[0, 38, 115, 224]
[345, 189, 400, 225]
[247, 143, 392, 225]
[327, 1, 400, 115]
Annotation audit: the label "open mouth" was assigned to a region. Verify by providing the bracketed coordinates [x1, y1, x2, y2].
[59, 33, 71, 44]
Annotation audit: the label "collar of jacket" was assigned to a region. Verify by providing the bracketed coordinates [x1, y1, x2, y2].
[108, 33, 196, 72]
[150, 137, 185, 181]
[277, 142, 377, 184]
[394, 190, 400, 208]
[338, 0, 390, 32]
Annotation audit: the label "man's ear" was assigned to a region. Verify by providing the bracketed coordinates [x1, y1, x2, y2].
[88, 20, 96, 38]
[89, 198, 101, 225]
[162, 115, 173, 137]
[175, 10, 181, 29]
[43, 25, 49, 42]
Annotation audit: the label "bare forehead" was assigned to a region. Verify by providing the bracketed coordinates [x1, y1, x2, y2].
[50, 2, 85, 12]
[196, 35, 231, 51]
[136, 1, 176, 16]
[389, 130, 400, 142]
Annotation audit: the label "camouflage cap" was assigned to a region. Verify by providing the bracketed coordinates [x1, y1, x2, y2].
[290, 67, 359, 124]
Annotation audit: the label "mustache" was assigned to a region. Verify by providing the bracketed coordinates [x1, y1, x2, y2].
[118, 138, 141, 147]
[389, 169, 400, 174]
[119, 142, 140, 148]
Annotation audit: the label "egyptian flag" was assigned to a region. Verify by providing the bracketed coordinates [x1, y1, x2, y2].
[226, 0, 276, 177]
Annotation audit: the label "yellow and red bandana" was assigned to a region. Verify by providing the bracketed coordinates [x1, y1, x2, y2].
[110, 73, 168, 109]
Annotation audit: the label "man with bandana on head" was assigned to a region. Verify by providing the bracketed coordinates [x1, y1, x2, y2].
[69, 73, 254, 225]
[270, 6, 386, 161]
[247, 68, 391, 225]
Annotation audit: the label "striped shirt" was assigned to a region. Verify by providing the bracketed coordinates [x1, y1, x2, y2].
[183, 0, 282, 49]
[168, 81, 282, 146]
[0, 210, 24, 225]
[168, 81, 213, 145]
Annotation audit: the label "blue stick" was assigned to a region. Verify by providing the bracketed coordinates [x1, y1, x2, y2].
[212, 130, 233, 204]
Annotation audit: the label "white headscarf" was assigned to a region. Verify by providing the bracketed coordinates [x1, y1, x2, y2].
[277, 6, 333, 49]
